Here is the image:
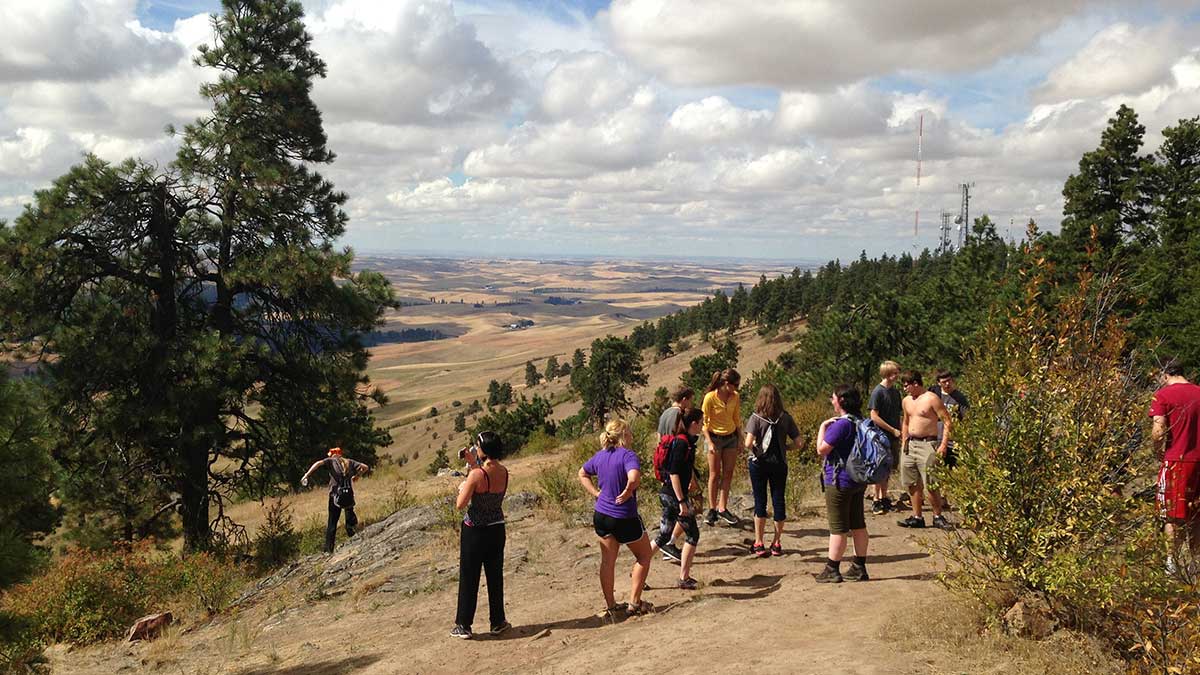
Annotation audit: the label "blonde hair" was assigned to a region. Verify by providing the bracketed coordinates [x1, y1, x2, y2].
[879, 360, 900, 377]
[599, 419, 630, 449]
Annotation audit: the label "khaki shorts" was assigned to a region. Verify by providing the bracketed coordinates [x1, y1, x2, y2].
[901, 439, 941, 490]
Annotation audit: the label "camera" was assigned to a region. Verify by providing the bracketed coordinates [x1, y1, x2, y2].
[457, 446, 471, 460]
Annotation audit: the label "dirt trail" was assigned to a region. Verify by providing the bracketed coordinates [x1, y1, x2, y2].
[55, 482, 1029, 675]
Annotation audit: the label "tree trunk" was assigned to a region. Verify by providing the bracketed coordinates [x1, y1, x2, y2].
[180, 437, 211, 551]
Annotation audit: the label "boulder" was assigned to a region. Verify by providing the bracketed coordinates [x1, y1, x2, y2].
[126, 612, 173, 642]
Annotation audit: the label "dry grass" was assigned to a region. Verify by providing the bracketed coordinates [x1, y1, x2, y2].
[881, 596, 1122, 675]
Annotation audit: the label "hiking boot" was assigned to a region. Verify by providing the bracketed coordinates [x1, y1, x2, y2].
[843, 563, 869, 581]
[676, 577, 698, 590]
[750, 542, 769, 558]
[932, 515, 952, 531]
[660, 542, 683, 563]
[450, 625, 472, 639]
[815, 566, 843, 584]
[897, 515, 926, 528]
[718, 509, 739, 526]
[490, 621, 512, 635]
[704, 509, 718, 526]
[769, 543, 783, 556]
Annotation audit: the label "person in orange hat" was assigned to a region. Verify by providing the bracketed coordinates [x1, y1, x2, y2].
[301, 446, 370, 553]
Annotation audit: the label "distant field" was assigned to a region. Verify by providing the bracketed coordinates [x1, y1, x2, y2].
[359, 255, 797, 425]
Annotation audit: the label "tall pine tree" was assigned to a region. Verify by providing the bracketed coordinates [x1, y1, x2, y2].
[0, 0, 394, 551]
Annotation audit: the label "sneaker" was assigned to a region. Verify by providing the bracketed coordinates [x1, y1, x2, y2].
[871, 499, 887, 515]
[704, 509, 718, 526]
[815, 566, 843, 583]
[676, 577, 698, 590]
[450, 625, 472, 639]
[718, 510, 739, 526]
[880, 497, 894, 512]
[490, 621, 511, 635]
[750, 542, 769, 558]
[660, 542, 683, 563]
[769, 543, 783, 556]
[932, 515, 952, 531]
[897, 515, 926, 528]
[843, 563, 869, 581]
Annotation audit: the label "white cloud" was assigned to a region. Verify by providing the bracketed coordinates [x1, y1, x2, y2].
[3, 0, 1200, 259]
[309, 0, 518, 125]
[0, 0, 183, 83]
[605, 0, 1092, 89]
[1034, 23, 1195, 102]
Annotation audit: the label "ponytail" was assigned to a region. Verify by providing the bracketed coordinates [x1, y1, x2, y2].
[599, 419, 630, 450]
[706, 368, 742, 393]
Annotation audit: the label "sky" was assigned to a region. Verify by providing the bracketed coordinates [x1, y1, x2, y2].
[1, 1, 1199, 261]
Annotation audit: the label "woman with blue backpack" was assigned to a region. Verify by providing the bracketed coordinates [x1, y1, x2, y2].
[815, 385, 871, 583]
[744, 384, 801, 557]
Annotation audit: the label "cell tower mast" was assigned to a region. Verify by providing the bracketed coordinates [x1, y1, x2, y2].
[954, 182, 973, 247]
[914, 114, 923, 238]
[939, 210, 953, 254]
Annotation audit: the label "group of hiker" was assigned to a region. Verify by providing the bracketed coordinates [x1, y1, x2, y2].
[301, 355, 1200, 642]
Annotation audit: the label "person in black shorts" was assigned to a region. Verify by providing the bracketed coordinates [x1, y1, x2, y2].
[578, 419, 653, 616]
[655, 408, 704, 589]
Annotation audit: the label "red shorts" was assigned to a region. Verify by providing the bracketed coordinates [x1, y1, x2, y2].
[1158, 460, 1200, 522]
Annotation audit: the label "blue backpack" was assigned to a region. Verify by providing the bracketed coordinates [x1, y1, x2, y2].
[833, 416, 893, 485]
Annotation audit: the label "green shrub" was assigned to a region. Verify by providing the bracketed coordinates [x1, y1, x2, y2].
[252, 499, 300, 574]
[0, 543, 247, 646]
[929, 255, 1199, 672]
[536, 464, 577, 509]
[2, 545, 176, 644]
[385, 481, 417, 513]
[520, 428, 560, 456]
[180, 552, 245, 617]
[426, 447, 450, 475]
[0, 611, 45, 674]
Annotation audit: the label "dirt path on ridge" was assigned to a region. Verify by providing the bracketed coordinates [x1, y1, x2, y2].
[56, 482, 1119, 675]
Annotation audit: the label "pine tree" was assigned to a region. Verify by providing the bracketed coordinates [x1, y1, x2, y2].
[575, 336, 647, 426]
[524, 361, 542, 388]
[544, 356, 559, 382]
[1059, 104, 1152, 255]
[0, 0, 394, 551]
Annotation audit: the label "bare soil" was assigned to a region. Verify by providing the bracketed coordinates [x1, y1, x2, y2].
[53, 450, 1120, 674]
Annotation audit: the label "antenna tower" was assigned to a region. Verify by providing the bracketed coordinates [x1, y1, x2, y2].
[913, 114, 923, 238]
[939, 210, 953, 254]
[954, 182, 973, 247]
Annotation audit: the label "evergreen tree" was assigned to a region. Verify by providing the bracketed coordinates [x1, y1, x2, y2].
[524, 361, 542, 388]
[0, 376, 58, 586]
[0, 0, 394, 550]
[574, 336, 647, 426]
[544, 356, 559, 382]
[1059, 104, 1152, 255]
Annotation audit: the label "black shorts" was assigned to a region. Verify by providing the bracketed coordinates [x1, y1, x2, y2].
[593, 512, 645, 544]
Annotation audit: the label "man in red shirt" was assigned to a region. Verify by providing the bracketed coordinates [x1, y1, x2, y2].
[1150, 358, 1200, 572]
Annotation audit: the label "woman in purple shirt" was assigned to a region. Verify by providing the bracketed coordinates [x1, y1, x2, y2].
[578, 418, 653, 616]
[815, 385, 870, 583]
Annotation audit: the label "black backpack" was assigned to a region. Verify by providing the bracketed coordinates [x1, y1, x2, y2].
[750, 413, 784, 463]
[332, 459, 355, 508]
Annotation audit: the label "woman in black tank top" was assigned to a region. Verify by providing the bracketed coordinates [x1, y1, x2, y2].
[450, 431, 510, 640]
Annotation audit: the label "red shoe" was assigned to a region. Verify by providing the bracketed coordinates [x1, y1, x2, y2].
[769, 543, 783, 556]
[750, 542, 769, 558]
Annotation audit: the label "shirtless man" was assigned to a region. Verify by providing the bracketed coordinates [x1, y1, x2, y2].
[897, 370, 953, 530]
